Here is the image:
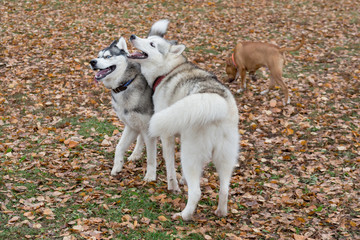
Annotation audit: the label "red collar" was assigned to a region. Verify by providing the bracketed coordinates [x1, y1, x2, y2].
[231, 53, 238, 68]
[152, 64, 183, 92]
[153, 75, 165, 91]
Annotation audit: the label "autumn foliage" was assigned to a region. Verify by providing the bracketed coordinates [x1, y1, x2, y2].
[0, 0, 359, 239]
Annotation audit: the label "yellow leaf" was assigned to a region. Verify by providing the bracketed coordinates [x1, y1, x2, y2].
[64, 139, 79, 148]
[349, 220, 357, 227]
[283, 155, 291, 161]
[287, 128, 294, 135]
[158, 215, 168, 221]
[297, 217, 306, 223]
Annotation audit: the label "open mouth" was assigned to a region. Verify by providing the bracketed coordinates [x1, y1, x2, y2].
[127, 51, 148, 59]
[94, 65, 116, 81]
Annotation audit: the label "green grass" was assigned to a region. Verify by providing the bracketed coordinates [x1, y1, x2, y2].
[78, 117, 118, 140]
[0, 167, 182, 239]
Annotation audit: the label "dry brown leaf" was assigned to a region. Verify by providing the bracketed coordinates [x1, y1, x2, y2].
[158, 215, 168, 221]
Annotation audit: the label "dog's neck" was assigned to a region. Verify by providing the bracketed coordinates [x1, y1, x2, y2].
[141, 55, 186, 87]
[112, 75, 137, 93]
[152, 63, 184, 92]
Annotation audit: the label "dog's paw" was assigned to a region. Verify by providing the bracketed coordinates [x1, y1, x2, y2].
[260, 89, 269, 95]
[111, 165, 123, 176]
[214, 207, 228, 217]
[236, 88, 245, 93]
[172, 212, 193, 221]
[282, 98, 291, 106]
[172, 213, 182, 220]
[179, 176, 187, 185]
[128, 152, 142, 161]
[168, 183, 181, 194]
[144, 172, 156, 182]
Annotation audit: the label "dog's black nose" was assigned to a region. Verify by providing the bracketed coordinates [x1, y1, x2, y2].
[90, 60, 97, 67]
[130, 34, 136, 41]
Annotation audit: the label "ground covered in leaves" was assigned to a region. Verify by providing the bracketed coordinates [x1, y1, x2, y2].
[0, 0, 359, 239]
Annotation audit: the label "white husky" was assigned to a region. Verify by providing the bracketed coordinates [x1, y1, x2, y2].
[129, 20, 239, 221]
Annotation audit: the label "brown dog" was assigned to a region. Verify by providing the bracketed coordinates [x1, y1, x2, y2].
[225, 35, 304, 105]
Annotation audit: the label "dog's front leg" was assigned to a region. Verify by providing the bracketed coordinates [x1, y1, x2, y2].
[142, 135, 157, 182]
[161, 136, 181, 194]
[111, 126, 138, 176]
[237, 69, 247, 93]
[128, 135, 144, 161]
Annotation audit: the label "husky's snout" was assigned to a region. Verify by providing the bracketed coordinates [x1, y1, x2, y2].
[90, 59, 97, 69]
[130, 35, 136, 41]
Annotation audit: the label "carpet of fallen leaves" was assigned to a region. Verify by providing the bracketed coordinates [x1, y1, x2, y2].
[1, 0, 359, 239]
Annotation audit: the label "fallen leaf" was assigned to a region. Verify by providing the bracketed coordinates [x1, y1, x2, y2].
[158, 215, 168, 221]
[270, 99, 277, 107]
[294, 234, 307, 240]
[8, 216, 20, 224]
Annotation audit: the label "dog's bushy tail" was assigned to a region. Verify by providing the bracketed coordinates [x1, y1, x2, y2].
[149, 93, 229, 137]
[148, 19, 169, 38]
[280, 34, 305, 53]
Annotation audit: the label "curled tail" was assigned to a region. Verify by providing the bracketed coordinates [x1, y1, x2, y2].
[149, 93, 228, 137]
[279, 34, 305, 53]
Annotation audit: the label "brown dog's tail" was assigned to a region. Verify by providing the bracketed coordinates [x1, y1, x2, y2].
[279, 34, 305, 53]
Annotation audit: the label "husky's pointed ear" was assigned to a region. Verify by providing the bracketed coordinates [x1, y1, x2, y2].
[116, 37, 129, 53]
[169, 44, 185, 56]
[148, 19, 169, 37]
[169, 40, 178, 45]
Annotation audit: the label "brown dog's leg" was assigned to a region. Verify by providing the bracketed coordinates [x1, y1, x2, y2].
[237, 68, 247, 92]
[261, 79, 275, 96]
[271, 71, 290, 105]
[276, 76, 289, 105]
[249, 71, 257, 82]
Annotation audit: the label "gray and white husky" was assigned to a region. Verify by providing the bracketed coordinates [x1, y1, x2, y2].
[129, 20, 240, 221]
[89, 37, 157, 181]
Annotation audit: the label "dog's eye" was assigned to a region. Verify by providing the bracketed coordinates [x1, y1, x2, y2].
[150, 42, 155, 48]
[105, 55, 112, 59]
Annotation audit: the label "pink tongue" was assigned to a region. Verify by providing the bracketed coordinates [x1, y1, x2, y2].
[95, 68, 111, 79]
[129, 52, 145, 58]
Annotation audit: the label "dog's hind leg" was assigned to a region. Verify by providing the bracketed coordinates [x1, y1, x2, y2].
[142, 135, 157, 182]
[128, 135, 144, 161]
[270, 69, 290, 105]
[260, 78, 275, 95]
[161, 136, 180, 193]
[276, 76, 290, 105]
[275, 75, 290, 105]
[111, 126, 138, 176]
[212, 131, 238, 217]
[172, 134, 207, 221]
